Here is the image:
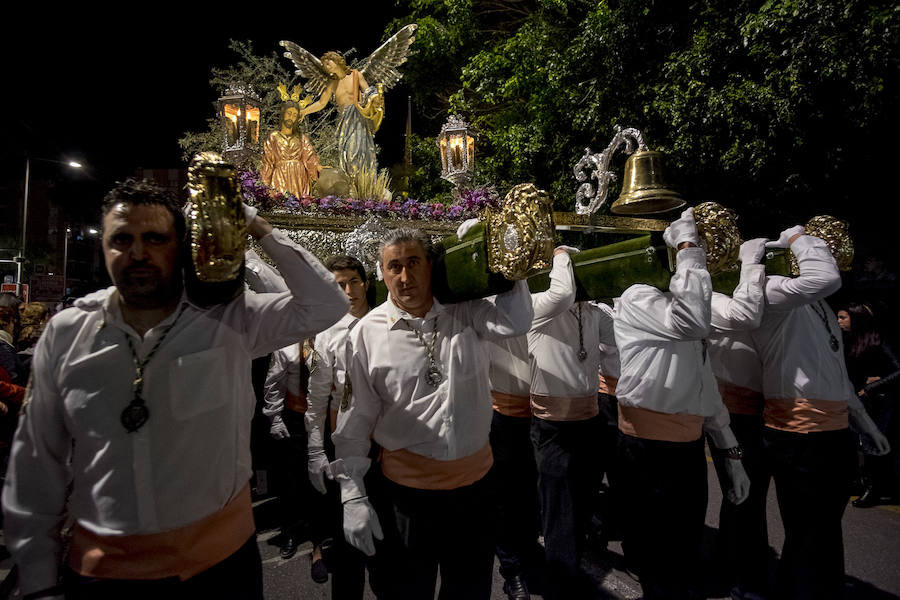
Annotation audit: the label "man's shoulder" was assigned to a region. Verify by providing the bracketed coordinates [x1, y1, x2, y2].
[352, 304, 391, 336]
[72, 287, 113, 312]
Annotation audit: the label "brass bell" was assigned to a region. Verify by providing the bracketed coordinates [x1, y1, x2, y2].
[611, 150, 685, 215]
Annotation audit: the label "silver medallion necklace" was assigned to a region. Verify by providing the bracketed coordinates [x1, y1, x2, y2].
[120, 307, 184, 433]
[571, 303, 588, 362]
[412, 316, 443, 387]
[810, 300, 840, 352]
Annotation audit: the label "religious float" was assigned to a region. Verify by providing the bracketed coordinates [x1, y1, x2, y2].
[187, 25, 852, 303]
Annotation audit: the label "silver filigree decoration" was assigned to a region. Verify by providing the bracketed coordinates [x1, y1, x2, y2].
[503, 224, 520, 252]
[574, 125, 648, 216]
[345, 217, 392, 274]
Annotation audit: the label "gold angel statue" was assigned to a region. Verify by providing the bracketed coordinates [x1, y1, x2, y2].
[280, 24, 416, 181]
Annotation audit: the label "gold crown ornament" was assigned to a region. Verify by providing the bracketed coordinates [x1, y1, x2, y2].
[790, 215, 853, 274]
[693, 202, 742, 275]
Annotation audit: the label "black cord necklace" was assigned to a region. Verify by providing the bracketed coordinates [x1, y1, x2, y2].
[810, 300, 840, 353]
[120, 307, 184, 432]
[571, 303, 587, 362]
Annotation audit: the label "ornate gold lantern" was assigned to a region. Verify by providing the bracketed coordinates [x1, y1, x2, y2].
[438, 114, 476, 188]
[217, 84, 262, 165]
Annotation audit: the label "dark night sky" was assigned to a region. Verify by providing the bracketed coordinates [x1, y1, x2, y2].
[3, 7, 408, 191]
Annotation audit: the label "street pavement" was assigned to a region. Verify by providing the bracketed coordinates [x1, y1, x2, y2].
[2, 451, 899, 599]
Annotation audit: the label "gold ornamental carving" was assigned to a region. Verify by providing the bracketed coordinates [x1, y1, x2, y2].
[483, 183, 555, 281]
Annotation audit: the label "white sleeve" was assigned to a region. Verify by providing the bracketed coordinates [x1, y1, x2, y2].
[465, 280, 534, 340]
[244, 249, 289, 294]
[240, 231, 349, 357]
[262, 348, 288, 420]
[531, 253, 577, 330]
[332, 327, 378, 499]
[1, 323, 71, 595]
[764, 235, 841, 310]
[306, 331, 335, 450]
[616, 247, 712, 341]
[703, 405, 738, 449]
[711, 263, 766, 332]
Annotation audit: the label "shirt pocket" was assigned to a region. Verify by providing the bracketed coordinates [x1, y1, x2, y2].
[169, 346, 229, 420]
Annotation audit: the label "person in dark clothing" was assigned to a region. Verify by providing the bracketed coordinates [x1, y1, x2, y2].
[839, 302, 900, 507]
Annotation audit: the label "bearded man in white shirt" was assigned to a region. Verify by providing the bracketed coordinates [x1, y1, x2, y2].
[1, 179, 348, 600]
[614, 208, 750, 600]
[331, 227, 533, 600]
[750, 225, 890, 600]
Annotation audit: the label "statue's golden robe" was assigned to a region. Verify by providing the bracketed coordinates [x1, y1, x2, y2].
[260, 131, 320, 197]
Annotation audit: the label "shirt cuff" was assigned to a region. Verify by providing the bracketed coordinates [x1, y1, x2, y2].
[331, 456, 371, 503]
[704, 422, 738, 449]
[739, 263, 765, 282]
[675, 246, 707, 271]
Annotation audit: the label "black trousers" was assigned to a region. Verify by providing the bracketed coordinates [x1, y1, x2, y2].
[616, 433, 707, 600]
[764, 426, 855, 600]
[376, 473, 497, 600]
[531, 415, 603, 600]
[63, 534, 263, 600]
[709, 413, 771, 596]
[272, 410, 331, 544]
[489, 409, 540, 580]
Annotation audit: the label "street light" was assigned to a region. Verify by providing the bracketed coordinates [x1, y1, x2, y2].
[17, 156, 84, 297]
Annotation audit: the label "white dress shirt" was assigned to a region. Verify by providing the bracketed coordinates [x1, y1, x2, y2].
[614, 247, 734, 447]
[708, 262, 766, 391]
[333, 280, 533, 484]
[487, 252, 578, 398]
[592, 301, 621, 381]
[2, 231, 348, 594]
[263, 343, 302, 419]
[750, 235, 849, 403]
[306, 312, 359, 449]
[528, 252, 615, 399]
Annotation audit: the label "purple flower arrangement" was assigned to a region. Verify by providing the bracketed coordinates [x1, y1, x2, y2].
[238, 170, 499, 221]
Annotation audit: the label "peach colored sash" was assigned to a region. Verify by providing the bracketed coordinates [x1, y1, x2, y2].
[491, 390, 532, 418]
[530, 394, 598, 422]
[764, 397, 848, 433]
[618, 405, 705, 442]
[285, 390, 308, 413]
[69, 483, 255, 581]
[718, 381, 764, 416]
[598, 375, 618, 397]
[381, 441, 493, 490]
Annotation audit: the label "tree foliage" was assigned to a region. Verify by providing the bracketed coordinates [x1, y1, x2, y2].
[391, 0, 900, 233]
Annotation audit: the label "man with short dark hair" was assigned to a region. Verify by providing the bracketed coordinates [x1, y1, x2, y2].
[2, 178, 348, 599]
[332, 227, 533, 599]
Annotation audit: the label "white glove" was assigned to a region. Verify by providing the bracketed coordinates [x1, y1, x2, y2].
[861, 429, 892, 456]
[554, 245, 580, 255]
[724, 458, 751, 505]
[342, 497, 383, 556]
[663, 207, 699, 249]
[308, 448, 332, 495]
[269, 415, 290, 440]
[738, 238, 768, 265]
[456, 218, 480, 240]
[243, 202, 258, 226]
[853, 411, 892, 456]
[765, 225, 804, 249]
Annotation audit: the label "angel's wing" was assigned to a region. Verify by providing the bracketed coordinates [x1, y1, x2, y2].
[358, 24, 417, 90]
[280, 40, 331, 98]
